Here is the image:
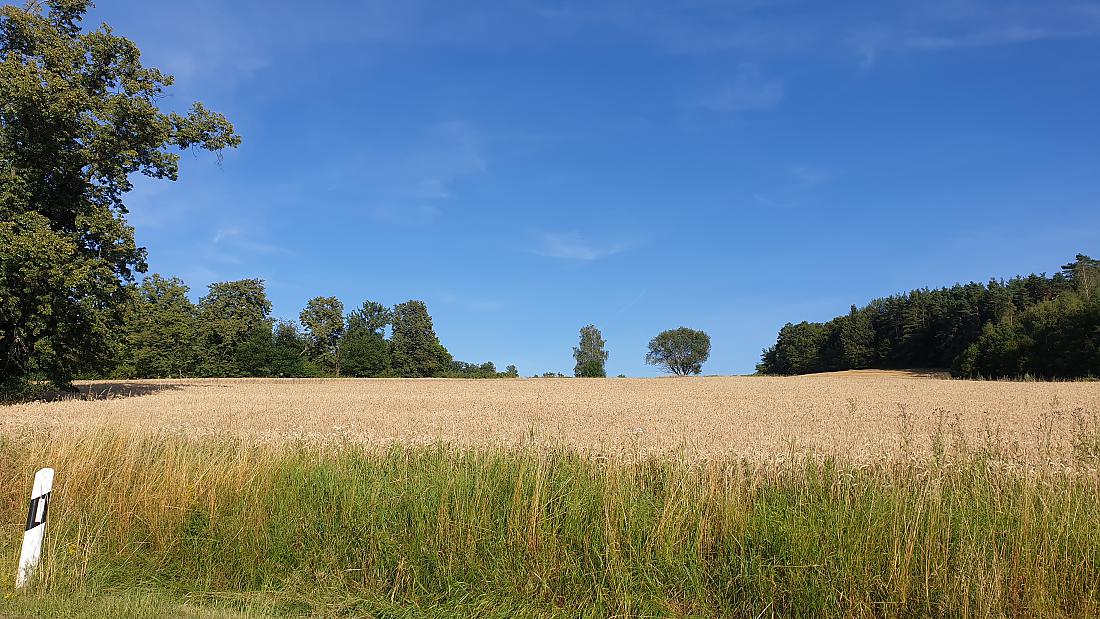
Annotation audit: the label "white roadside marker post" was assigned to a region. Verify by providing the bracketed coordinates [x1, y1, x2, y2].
[15, 468, 54, 589]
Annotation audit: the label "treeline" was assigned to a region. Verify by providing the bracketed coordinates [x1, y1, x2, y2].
[108, 275, 517, 380]
[757, 254, 1100, 379]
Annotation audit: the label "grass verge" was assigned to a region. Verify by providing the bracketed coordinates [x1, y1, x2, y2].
[1, 429, 1098, 617]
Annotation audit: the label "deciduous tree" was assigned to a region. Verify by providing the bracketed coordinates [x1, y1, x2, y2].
[0, 0, 239, 395]
[300, 296, 345, 375]
[390, 300, 451, 377]
[197, 279, 271, 376]
[347, 300, 391, 336]
[645, 327, 711, 376]
[115, 274, 199, 378]
[573, 324, 608, 378]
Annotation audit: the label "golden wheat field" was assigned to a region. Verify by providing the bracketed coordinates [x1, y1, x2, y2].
[2, 371, 1098, 462]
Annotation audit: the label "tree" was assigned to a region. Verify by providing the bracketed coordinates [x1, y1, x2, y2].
[270, 321, 317, 377]
[758, 254, 1099, 379]
[340, 328, 390, 377]
[347, 300, 391, 336]
[505, 364, 519, 378]
[1062, 254, 1100, 300]
[573, 324, 608, 377]
[340, 299, 392, 377]
[197, 279, 272, 376]
[300, 296, 345, 375]
[390, 300, 451, 377]
[115, 274, 199, 378]
[835, 305, 876, 369]
[0, 1, 239, 395]
[646, 327, 711, 376]
[757, 321, 825, 375]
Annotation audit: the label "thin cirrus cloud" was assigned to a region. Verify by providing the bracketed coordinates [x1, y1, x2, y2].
[854, 3, 1100, 68]
[694, 65, 785, 114]
[531, 232, 628, 261]
[753, 163, 838, 210]
[909, 26, 1072, 50]
[212, 227, 291, 256]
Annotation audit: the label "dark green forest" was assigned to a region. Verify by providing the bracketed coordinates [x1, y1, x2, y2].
[104, 275, 518, 381]
[757, 255, 1100, 379]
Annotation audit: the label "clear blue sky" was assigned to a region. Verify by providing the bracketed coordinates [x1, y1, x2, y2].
[90, 1, 1100, 376]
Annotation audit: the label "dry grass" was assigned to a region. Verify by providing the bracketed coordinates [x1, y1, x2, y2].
[3, 372, 1098, 462]
[3, 372, 1099, 616]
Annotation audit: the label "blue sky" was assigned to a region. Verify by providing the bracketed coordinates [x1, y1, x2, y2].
[89, 1, 1100, 376]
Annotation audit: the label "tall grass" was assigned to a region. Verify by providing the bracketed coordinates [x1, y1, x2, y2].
[1, 425, 1099, 618]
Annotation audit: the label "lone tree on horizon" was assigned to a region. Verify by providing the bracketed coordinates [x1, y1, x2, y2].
[573, 324, 608, 377]
[646, 327, 711, 376]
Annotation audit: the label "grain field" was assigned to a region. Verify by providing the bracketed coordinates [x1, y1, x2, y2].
[3, 372, 1097, 462]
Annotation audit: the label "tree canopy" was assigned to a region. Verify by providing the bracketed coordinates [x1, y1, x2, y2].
[645, 327, 711, 376]
[390, 300, 453, 378]
[758, 254, 1100, 379]
[0, 0, 239, 395]
[300, 296, 345, 375]
[573, 324, 608, 378]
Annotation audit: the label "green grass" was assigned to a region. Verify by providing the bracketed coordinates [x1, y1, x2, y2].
[1, 431, 1098, 618]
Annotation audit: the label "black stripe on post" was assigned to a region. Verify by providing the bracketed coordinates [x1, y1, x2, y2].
[24, 493, 49, 532]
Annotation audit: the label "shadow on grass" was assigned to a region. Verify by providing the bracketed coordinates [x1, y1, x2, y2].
[35, 381, 185, 402]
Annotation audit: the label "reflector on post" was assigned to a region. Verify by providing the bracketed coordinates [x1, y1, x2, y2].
[16, 468, 53, 589]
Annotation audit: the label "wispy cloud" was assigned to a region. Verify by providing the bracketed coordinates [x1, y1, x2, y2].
[211, 226, 291, 256]
[853, 2, 1100, 68]
[694, 65, 785, 114]
[531, 232, 628, 261]
[532, 1, 1100, 71]
[615, 289, 648, 315]
[297, 120, 487, 226]
[404, 121, 486, 200]
[909, 26, 1065, 50]
[753, 163, 839, 209]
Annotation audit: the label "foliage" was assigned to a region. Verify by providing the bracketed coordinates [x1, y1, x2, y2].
[299, 296, 344, 375]
[4, 430, 1100, 617]
[645, 327, 711, 375]
[346, 300, 390, 336]
[339, 328, 390, 378]
[759, 254, 1100, 379]
[390, 300, 452, 377]
[234, 321, 322, 378]
[441, 360, 519, 378]
[103, 282, 519, 380]
[573, 324, 608, 377]
[0, 0, 238, 396]
[196, 279, 272, 377]
[113, 275, 199, 378]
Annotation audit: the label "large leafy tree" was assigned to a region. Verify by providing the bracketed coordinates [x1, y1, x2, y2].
[573, 324, 608, 378]
[114, 274, 199, 378]
[341, 299, 391, 377]
[0, 0, 239, 394]
[347, 300, 391, 336]
[390, 300, 451, 377]
[197, 279, 271, 377]
[300, 296, 345, 375]
[645, 327, 711, 376]
[340, 328, 390, 377]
